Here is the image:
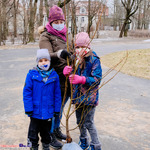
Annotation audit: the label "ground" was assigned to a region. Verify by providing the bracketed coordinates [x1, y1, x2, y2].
[0, 32, 150, 150]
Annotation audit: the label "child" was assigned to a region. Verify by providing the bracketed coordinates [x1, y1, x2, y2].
[23, 49, 62, 150]
[39, 5, 72, 149]
[63, 32, 102, 150]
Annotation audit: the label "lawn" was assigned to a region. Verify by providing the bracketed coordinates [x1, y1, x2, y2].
[101, 49, 150, 79]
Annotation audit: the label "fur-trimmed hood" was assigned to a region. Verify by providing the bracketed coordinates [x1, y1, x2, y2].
[38, 26, 45, 34]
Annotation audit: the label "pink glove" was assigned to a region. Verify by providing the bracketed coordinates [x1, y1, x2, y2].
[63, 66, 73, 76]
[69, 74, 86, 84]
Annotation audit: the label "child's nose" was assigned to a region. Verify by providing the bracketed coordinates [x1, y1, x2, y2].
[42, 62, 46, 65]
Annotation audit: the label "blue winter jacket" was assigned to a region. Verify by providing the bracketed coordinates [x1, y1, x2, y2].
[72, 51, 102, 106]
[23, 68, 62, 120]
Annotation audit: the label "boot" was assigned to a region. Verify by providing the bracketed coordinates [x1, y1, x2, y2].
[30, 147, 38, 150]
[42, 143, 50, 150]
[89, 144, 101, 150]
[49, 133, 63, 149]
[79, 137, 90, 150]
[54, 127, 67, 141]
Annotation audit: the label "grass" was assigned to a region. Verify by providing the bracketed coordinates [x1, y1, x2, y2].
[101, 49, 150, 80]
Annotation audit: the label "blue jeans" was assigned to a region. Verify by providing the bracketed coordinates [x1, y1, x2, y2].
[50, 95, 69, 133]
[76, 105, 101, 147]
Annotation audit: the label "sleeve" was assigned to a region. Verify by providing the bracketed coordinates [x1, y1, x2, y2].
[54, 75, 62, 113]
[85, 58, 102, 86]
[23, 72, 33, 113]
[39, 34, 58, 59]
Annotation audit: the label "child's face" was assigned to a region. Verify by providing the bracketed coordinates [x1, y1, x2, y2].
[75, 46, 90, 57]
[76, 46, 86, 49]
[52, 20, 64, 25]
[38, 58, 50, 66]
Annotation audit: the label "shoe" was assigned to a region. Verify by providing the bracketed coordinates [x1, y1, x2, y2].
[54, 127, 67, 141]
[79, 137, 90, 150]
[42, 143, 50, 150]
[49, 133, 63, 149]
[89, 144, 101, 150]
[30, 147, 38, 150]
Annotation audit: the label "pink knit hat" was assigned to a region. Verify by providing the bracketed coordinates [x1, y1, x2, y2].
[48, 5, 65, 24]
[75, 32, 91, 48]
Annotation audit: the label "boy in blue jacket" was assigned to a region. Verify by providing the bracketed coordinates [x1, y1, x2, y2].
[23, 49, 62, 150]
[63, 32, 102, 150]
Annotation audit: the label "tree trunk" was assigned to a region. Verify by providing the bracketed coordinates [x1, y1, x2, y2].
[119, 19, 128, 38]
[13, 0, 17, 37]
[2, 0, 7, 42]
[87, 0, 91, 37]
[71, 1, 76, 38]
[38, 0, 43, 26]
[44, 0, 49, 18]
[0, 2, 2, 46]
[23, 1, 27, 44]
[28, 0, 38, 42]
[137, 2, 141, 29]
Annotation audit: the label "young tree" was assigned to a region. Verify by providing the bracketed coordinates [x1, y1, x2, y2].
[119, 0, 142, 38]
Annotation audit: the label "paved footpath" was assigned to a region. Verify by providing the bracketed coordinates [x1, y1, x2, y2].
[0, 38, 150, 150]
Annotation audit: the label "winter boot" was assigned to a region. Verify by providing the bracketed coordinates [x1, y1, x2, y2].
[49, 133, 63, 149]
[79, 137, 90, 150]
[42, 143, 50, 150]
[89, 144, 101, 150]
[54, 127, 67, 141]
[30, 146, 38, 150]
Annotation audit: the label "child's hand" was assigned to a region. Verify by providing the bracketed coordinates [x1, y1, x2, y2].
[25, 111, 33, 117]
[57, 49, 71, 60]
[69, 74, 86, 84]
[63, 66, 73, 76]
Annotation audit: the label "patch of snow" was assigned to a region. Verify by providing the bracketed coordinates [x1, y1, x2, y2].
[143, 39, 150, 42]
[93, 37, 121, 42]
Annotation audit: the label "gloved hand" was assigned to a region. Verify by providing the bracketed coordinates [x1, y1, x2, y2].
[25, 111, 33, 117]
[57, 49, 71, 60]
[54, 112, 60, 117]
[63, 66, 73, 76]
[69, 74, 86, 84]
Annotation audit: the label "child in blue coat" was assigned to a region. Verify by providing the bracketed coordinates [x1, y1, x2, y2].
[23, 49, 62, 150]
[63, 32, 102, 150]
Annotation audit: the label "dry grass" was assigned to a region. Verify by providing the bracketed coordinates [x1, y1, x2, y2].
[101, 49, 150, 79]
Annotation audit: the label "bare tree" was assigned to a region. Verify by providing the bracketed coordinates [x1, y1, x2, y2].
[70, 0, 77, 38]
[113, 0, 124, 31]
[28, 0, 38, 42]
[87, 0, 106, 37]
[0, 0, 2, 45]
[58, 0, 72, 8]
[38, 0, 44, 26]
[141, 0, 150, 29]
[119, 0, 142, 38]
[13, 0, 19, 37]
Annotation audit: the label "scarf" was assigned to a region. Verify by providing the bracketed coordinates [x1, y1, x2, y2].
[37, 66, 53, 79]
[45, 22, 67, 42]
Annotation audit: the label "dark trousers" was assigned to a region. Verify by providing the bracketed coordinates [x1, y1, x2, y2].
[28, 117, 52, 148]
[52, 90, 70, 131]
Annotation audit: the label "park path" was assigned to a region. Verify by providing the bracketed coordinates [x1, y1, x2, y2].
[0, 38, 150, 150]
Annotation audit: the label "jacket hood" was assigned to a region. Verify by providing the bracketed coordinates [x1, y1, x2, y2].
[38, 26, 45, 34]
